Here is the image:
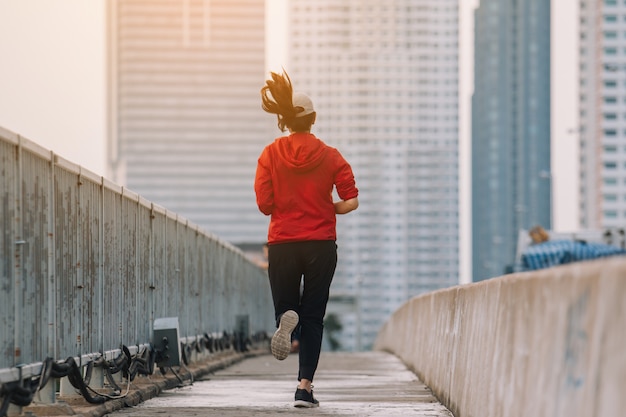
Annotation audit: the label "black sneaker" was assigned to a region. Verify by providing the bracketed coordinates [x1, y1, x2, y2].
[271, 310, 299, 360]
[294, 387, 319, 408]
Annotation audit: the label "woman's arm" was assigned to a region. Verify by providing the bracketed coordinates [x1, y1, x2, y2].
[254, 149, 274, 215]
[334, 197, 359, 214]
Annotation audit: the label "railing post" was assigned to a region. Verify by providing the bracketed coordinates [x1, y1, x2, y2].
[98, 178, 105, 363]
[90, 363, 105, 390]
[34, 379, 56, 405]
[13, 136, 23, 370]
[8, 136, 26, 415]
[6, 403, 21, 416]
[76, 169, 85, 360]
[59, 375, 79, 398]
[44, 152, 57, 404]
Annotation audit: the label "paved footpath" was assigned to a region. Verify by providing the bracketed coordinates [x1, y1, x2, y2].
[106, 351, 453, 417]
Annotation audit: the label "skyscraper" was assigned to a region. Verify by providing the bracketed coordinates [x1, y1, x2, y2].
[579, 0, 626, 229]
[288, 0, 459, 350]
[107, 0, 272, 244]
[472, 0, 551, 281]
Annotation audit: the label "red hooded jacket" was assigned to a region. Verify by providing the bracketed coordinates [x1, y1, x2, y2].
[254, 133, 358, 244]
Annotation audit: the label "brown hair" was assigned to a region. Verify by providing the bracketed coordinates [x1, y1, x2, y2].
[529, 225, 549, 244]
[261, 70, 315, 132]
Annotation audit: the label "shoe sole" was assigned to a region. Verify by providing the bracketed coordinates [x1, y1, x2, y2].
[271, 310, 299, 360]
[294, 400, 319, 408]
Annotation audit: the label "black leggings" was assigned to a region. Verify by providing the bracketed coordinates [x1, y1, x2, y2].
[268, 240, 337, 382]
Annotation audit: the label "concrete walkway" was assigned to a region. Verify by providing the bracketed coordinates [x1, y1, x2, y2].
[106, 351, 453, 417]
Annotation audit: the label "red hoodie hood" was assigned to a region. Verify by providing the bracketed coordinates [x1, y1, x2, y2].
[274, 133, 328, 172]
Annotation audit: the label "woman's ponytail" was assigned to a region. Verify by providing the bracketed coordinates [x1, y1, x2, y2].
[261, 70, 298, 131]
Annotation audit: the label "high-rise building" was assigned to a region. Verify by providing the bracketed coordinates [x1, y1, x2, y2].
[472, 0, 551, 281]
[107, 0, 272, 244]
[288, 0, 460, 350]
[579, 0, 626, 229]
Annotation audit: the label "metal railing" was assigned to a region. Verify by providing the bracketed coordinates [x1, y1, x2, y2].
[0, 126, 274, 411]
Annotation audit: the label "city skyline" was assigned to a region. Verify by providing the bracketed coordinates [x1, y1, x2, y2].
[0, 0, 579, 284]
[472, 0, 552, 281]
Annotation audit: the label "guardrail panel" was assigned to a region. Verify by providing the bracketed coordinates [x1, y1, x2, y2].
[54, 165, 83, 358]
[79, 174, 103, 355]
[176, 221, 188, 336]
[210, 240, 226, 332]
[189, 229, 205, 336]
[164, 216, 180, 322]
[151, 208, 167, 323]
[102, 186, 123, 350]
[0, 139, 17, 369]
[18, 149, 53, 364]
[121, 193, 139, 344]
[137, 202, 153, 343]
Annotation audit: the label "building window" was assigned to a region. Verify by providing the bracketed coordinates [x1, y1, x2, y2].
[605, 15, 618, 23]
[604, 161, 618, 169]
[604, 210, 618, 219]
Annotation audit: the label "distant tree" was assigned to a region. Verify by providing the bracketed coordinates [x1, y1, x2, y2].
[324, 313, 343, 351]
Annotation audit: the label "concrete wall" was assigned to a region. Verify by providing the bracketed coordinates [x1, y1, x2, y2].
[374, 257, 626, 417]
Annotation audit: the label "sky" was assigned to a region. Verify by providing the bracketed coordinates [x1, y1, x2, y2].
[0, 0, 578, 282]
[0, 0, 107, 174]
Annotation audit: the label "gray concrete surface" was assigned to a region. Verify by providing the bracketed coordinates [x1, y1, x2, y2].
[375, 257, 626, 417]
[105, 351, 453, 416]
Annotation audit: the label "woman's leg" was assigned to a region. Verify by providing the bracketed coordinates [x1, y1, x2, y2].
[297, 241, 337, 384]
[267, 243, 303, 324]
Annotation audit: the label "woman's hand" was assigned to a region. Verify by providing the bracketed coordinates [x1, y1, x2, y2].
[334, 197, 359, 214]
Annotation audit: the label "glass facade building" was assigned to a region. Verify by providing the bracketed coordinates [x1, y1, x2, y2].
[472, 0, 551, 281]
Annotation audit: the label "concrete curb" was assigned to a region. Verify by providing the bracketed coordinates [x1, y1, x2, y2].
[20, 347, 269, 417]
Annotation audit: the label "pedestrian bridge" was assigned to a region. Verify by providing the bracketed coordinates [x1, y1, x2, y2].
[1, 128, 624, 417]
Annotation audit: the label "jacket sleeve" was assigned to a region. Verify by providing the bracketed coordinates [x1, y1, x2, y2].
[254, 147, 274, 215]
[333, 150, 359, 200]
